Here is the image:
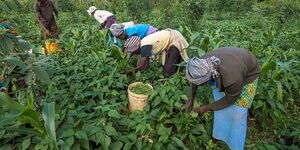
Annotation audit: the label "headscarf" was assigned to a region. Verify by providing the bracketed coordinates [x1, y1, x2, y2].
[87, 6, 97, 16]
[109, 24, 125, 37]
[186, 56, 221, 85]
[123, 36, 141, 53]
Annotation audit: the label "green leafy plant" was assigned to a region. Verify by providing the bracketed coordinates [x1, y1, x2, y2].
[130, 83, 153, 95]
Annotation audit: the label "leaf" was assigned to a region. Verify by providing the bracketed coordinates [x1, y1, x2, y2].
[32, 65, 50, 85]
[99, 133, 111, 150]
[0, 113, 20, 126]
[264, 144, 277, 150]
[275, 81, 283, 102]
[191, 124, 206, 135]
[190, 111, 198, 118]
[18, 109, 45, 136]
[0, 36, 14, 51]
[153, 142, 163, 150]
[105, 125, 118, 136]
[123, 143, 132, 150]
[158, 134, 169, 142]
[42, 102, 57, 148]
[108, 110, 120, 119]
[254, 100, 264, 109]
[110, 141, 123, 150]
[58, 139, 69, 150]
[167, 144, 178, 150]
[0, 92, 26, 112]
[150, 108, 160, 116]
[60, 129, 74, 138]
[158, 127, 172, 136]
[179, 95, 188, 101]
[276, 103, 287, 113]
[260, 53, 275, 76]
[75, 130, 89, 150]
[65, 136, 74, 148]
[171, 137, 187, 150]
[135, 139, 143, 150]
[4, 56, 26, 72]
[17, 39, 32, 50]
[21, 138, 31, 150]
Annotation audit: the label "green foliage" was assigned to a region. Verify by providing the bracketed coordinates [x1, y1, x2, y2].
[0, 0, 299, 149]
[130, 83, 153, 95]
[0, 29, 32, 55]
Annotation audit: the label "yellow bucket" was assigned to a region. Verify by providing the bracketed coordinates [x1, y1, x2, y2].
[45, 42, 59, 54]
[128, 82, 153, 111]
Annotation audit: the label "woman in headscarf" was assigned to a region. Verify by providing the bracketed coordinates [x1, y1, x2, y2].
[123, 29, 189, 78]
[87, 6, 137, 46]
[87, 6, 116, 30]
[185, 47, 260, 150]
[109, 23, 158, 41]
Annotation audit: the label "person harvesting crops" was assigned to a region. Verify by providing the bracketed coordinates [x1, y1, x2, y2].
[184, 47, 260, 150]
[87, 6, 137, 46]
[87, 6, 117, 31]
[34, 0, 59, 39]
[123, 29, 189, 78]
[109, 23, 158, 42]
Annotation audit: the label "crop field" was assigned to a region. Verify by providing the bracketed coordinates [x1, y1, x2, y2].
[0, 0, 299, 149]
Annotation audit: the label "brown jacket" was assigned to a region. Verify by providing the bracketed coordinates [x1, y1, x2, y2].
[34, 0, 58, 28]
[201, 47, 260, 110]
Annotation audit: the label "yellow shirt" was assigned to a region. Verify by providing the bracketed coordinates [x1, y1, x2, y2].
[141, 29, 189, 65]
[141, 30, 171, 55]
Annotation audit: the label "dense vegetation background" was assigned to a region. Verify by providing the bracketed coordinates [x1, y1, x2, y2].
[0, 0, 299, 149]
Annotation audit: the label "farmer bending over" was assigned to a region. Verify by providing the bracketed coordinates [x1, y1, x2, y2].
[109, 23, 158, 44]
[87, 6, 137, 46]
[34, 0, 59, 39]
[124, 29, 189, 78]
[185, 47, 260, 150]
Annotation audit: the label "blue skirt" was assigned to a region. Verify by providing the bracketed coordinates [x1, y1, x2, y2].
[212, 87, 248, 150]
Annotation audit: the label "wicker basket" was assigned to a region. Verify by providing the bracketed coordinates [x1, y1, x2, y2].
[128, 82, 153, 111]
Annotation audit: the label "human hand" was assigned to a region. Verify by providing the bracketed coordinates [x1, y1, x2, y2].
[184, 100, 194, 112]
[194, 105, 211, 114]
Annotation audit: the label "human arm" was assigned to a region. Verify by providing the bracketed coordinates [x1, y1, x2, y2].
[125, 56, 149, 74]
[194, 81, 243, 114]
[125, 44, 152, 74]
[208, 81, 244, 111]
[185, 83, 198, 112]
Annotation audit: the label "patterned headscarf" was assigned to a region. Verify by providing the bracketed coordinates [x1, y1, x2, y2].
[109, 24, 125, 37]
[124, 36, 141, 53]
[186, 56, 221, 85]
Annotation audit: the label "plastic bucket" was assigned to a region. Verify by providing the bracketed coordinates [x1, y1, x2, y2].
[128, 82, 153, 111]
[45, 42, 59, 54]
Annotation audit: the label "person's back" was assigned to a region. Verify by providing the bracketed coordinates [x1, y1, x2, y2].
[93, 10, 113, 24]
[125, 24, 150, 39]
[202, 47, 260, 86]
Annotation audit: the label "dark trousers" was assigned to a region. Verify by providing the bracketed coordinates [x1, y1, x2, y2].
[163, 46, 182, 78]
[41, 20, 58, 39]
